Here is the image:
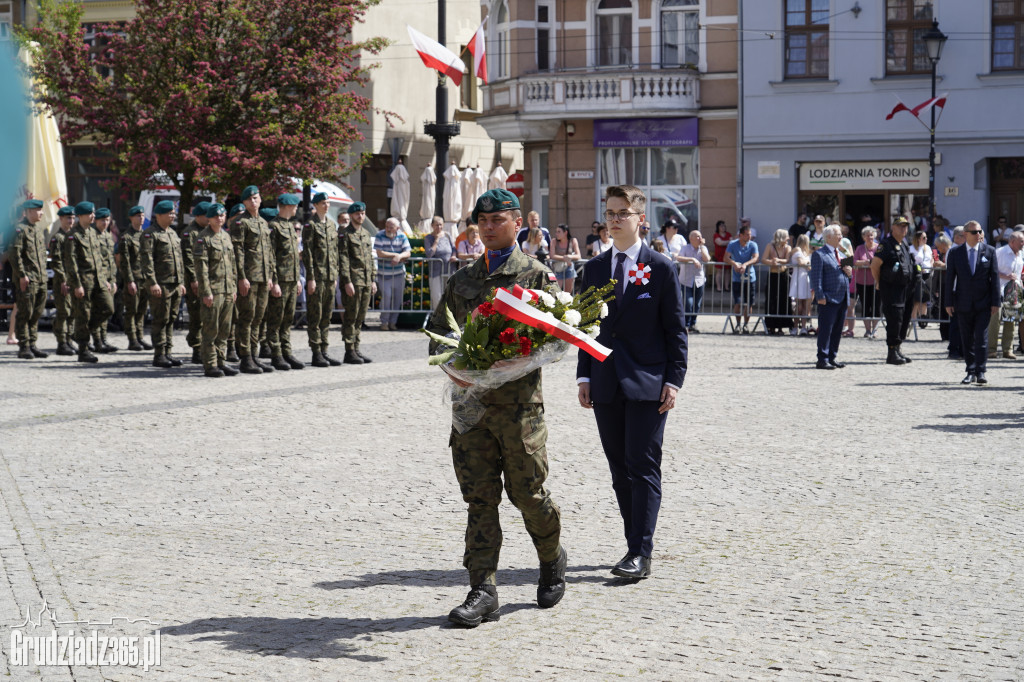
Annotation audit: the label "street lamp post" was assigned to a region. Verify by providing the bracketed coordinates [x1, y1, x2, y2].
[922, 19, 947, 231]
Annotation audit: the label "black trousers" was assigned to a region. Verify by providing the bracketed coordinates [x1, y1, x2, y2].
[881, 287, 914, 345]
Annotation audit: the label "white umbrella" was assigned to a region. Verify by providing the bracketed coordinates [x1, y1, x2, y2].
[418, 164, 436, 233]
[389, 161, 412, 234]
[471, 165, 488, 205]
[488, 163, 509, 190]
[460, 167, 474, 221]
[442, 163, 462, 228]
[20, 44, 68, 228]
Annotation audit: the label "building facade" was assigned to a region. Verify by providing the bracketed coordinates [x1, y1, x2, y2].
[475, 0, 739, 237]
[741, 0, 1024, 243]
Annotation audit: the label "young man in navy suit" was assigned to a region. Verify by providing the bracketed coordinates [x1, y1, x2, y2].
[944, 220, 1001, 384]
[577, 185, 688, 580]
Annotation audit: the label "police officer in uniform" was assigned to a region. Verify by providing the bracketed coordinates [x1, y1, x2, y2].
[116, 205, 151, 351]
[63, 202, 114, 363]
[181, 202, 210, 363]
[871, 216, 920, 365]
[266, 194, 304, 370]
[7, 199, 49, 359]
[91, 208, 119, 353]
[49, 205, 77, 355]
[338, 201, 376, 364]
[140, 200, 186, 368]
[232, 185, 276, 374]
[427, 189, 567, 627]
[303, 192, 342, 367]
[194, 203, 239, 378]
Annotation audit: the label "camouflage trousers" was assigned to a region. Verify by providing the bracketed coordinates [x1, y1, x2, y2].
[149, 284, 181, 356]
[266, 281, 297, 356]
[235, 281, 269, 357]
[52, 276, 74, 343]
[449, 403, 562, 587]
[14, 283, 47, 346]
[200, 293, 232, 369]
[341, 285, 370, 350]
[72, 276, 114, 344]
[306, 281, 336, 351]
[185, 287, 201, 348]
[122, 285, 148, 341]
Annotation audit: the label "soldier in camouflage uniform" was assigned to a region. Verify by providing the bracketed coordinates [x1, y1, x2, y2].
[116, 205, 151, 351]
[257, 206, 279, 360]
[266, 194, 304, 370]
[88, 208, 119, 353]
[180, 202, 210, 363]
[49, 205, 77, 355]
[140, 200, 186, 368]
[303, 192, 342, 367]
[426, 189, 567, 627]
[338, 201, 377, 365]
[225, 203, 246, 363]
[7, 199, 49, 359]
[63, 202, 115, 363]
[232, 185, 276, 374]
[194, 203, 238, 378]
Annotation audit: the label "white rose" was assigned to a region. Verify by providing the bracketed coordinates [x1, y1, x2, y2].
[587, 324, 600, 338]
[556, 291, 573, 305]
[538, 292, 556, 308]
[562, 309, 582, 327]
[599, 302, 609, 319]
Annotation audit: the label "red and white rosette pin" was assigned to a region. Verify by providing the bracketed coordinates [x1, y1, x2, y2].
[628, 263, 652, 285]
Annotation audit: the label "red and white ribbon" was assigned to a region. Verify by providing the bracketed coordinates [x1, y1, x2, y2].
[492, 287, 612, 361]
[628, 263, 651, 285]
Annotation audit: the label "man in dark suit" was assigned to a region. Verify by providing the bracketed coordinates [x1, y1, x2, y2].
[944, 220, 1001, 384]
[809, 225, 852, 369]
[577, 185, 688, 580]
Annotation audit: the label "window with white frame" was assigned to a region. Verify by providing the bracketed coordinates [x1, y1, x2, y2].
[661, 0, 699, 68]
[537, 2, 553, 71]
[493, 1, 510, 80]
[596, 0, 632, 67]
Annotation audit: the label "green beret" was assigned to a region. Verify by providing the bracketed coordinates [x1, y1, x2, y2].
[191, 201, 211, 217]
[206, 203, 226, 218]
[153, 200, 175, 215]
[277, 193, 300, 206]
[346, 200, 365, 213]
[21, 199, 44, 211]
[240, 185, 260, 201]
[229, 203, 245, 218]
[94, 208, 111, 219]
[74, 201, 95, 216]
[313, 192, 330, 205]
[57, 206, 75, 217]
[259, 208, 278, 220]
[127, 205, 144, 217]
[471, 188, 520, 224]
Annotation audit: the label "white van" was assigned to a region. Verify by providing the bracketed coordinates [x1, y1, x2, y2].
[285, 178, 353, 223]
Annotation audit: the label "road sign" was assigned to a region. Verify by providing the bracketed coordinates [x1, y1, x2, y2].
[506, 172, 524, 197]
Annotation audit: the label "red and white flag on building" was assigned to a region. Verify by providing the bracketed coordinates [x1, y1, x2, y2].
[466, 21, 488, 84]
[407, 25, 467, 86]
[885, 93, 949, 121]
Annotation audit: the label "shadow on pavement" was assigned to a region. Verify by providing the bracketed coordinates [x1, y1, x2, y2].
[315, 565, 613, 590]
[913, 411, 1024, 433]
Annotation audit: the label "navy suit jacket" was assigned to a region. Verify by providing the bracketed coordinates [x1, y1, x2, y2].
[943, 242, 1001, 312]
[576, 243, 688, 402]
[809, 245, 849, 304]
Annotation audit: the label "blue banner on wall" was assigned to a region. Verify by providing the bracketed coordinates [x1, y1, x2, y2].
[593, 117, 699, 148]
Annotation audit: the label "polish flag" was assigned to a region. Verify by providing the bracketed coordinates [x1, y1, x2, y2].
[466, 22, 487, 84]
[885, 93, 948, 120]
[407, 25, 467, 86]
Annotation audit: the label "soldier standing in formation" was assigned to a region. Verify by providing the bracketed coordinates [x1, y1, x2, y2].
[140, 200, 186, 368]
[91, 208, 119, 353]
[232, 186, 276, 374]
[116, 205, 151, 351]
[303, 192, 342, 367]
[871, 216, 921, 365]
[181, 202, 210, 364]
[8, 199, 49, 359]
[194, 203, 238, 378]
[266, 194, 304, 370]
[225, 203, 246, 363]
[63, 202, 114, 363]
[338, 201, 376, 365]
[49, 205, 77, 355]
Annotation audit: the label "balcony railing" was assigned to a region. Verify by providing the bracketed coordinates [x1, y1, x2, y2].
[519, 70, 699, 114]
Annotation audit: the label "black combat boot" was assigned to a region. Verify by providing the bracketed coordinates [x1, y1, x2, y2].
[356, 347, 373, 363]
[219, 361, 239, 377]
[343, 348, 364, 365]
[896, 344, 912, 363]
[140, 339, 153, 350]
[537, 546, 567, 608]
[271, 355, 291, 371]
[30, 345, 49, 358]
[311, 350, 329, 367]
[127, 337, 144, 351]
[167, 355, 183, 367]
[448, 586, 499, 627]
[191, 347, 201, 364]
[252, 345, 273, 372]
[886, 345, 906, 365]
[322, 348, 342, 366]
[239, 355, 263, 374]
[93, 335, 114, 353]
[77, 348, 98, 363]
[258, 343, 272, 359]
[152, 354, 173, 368]
[284, 354, 304, 369]
[225, 342, 239, 363]
[67, 339, 79, 352]
[17, 344, 33, 360]
[55, 341, 75, 356]
[97, 333, 118, 353]
[204, 366, 225, 378]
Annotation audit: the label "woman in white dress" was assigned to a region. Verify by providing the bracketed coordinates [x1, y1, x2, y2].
[789, 233, 813, 334]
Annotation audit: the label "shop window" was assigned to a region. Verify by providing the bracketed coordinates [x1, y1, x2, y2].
[492, 1, 510, 80]
[661, 0, 699, 68]
[993, 0, 1024, 71]
[596, 0, 632, 67]
[598, 147, 699, 231]
[784, 0, 829, 78]
[885, 0, 933, 75]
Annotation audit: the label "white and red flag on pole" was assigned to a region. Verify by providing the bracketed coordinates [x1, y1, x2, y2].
[885, 93, 948, 122]
[466, 21, 488, 84]
[407, 25, 467, 86]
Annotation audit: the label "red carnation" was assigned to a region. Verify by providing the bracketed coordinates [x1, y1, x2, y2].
[519, 337, 532, 356]
[499, 327, 518, 345]
[477, 301, 496, 317]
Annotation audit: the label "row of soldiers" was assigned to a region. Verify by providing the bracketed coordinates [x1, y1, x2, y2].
[5, 186, 379, 377]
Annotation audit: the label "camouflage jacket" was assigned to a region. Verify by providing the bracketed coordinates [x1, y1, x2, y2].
[194, 227, 237, 298]
[96, 229, 116, 284]
[231, 213, 276, 284]
[7, 217, 48, 284]
[63, 223, 109, 289]
[338, 224, 377, 287]
[177, 220, 204, 287]
[427, 247, 558, 405]
[140, 227, 184, 288]
[302, 214, 339, 284]
[49, 229, 72, 282]
[116, 228, 145, 283]
[268, 215, 301, 283]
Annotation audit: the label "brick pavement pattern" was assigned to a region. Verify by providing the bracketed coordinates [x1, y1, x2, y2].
[0, 328, 1021, 680]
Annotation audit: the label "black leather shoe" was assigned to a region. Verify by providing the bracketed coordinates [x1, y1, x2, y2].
[271, 355, 291, 371]
[284, 354, 304, 369]
[204, 367, 225, 378]
[311, 350, 330, 367]
[219, 362, 239, 377]
[140, 339, 153, 350]
[322, 351, 342, 366]
[896, 345, 912, 363]
[611, 554, 651, 579]
[191, 347, 201, 364]
[356, 349, 373, 363]
[947, 352, 963, 360]
[537, 546, 567, 608]
[887, 347, 907, 365]
[153, 354, 173, 368]
[976, 372, 988, 385]
[239, 355, 263, 374]
[961, 373, 976, 385]
[343, 349, 364, 365]
[829, 360, 846, 369]
[815, 360, 835, 370]
[448, 586, 499, 627]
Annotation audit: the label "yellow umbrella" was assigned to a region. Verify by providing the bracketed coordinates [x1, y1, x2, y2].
[19, 43, 69, 228]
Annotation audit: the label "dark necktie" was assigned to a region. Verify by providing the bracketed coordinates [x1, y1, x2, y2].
[613, 252, 627, 299]
[969, 247, 977, 275]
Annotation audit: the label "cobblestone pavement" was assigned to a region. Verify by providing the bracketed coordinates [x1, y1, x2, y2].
[0, 322, 1021, 681]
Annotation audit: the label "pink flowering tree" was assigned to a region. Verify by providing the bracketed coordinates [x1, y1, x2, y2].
[19, 0, 390, 215]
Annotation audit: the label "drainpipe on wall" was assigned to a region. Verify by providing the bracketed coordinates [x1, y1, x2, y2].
[736, 0, 744, 227]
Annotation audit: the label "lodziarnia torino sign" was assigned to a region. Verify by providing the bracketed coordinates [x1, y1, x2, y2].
[799, 161, 929, 191]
